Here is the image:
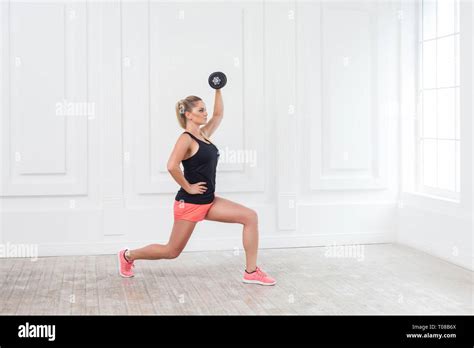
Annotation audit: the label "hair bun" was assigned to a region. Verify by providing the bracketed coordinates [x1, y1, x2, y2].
[178, 101, 185, 115]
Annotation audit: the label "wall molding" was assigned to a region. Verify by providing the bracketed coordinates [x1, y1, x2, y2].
[299, 2, 392, 192]
[1, 1, 88, 197]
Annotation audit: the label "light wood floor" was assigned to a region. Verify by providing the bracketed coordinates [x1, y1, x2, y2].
[0, 243, 472, 315]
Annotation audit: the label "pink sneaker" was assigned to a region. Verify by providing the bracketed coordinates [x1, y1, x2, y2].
[118, 249, 135, 278]
[243, 266, 276, 286]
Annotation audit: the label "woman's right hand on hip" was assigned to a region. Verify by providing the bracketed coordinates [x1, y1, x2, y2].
[186, 182, 207, 195]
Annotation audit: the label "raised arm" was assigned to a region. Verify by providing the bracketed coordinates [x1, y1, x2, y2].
[201, 89, 223, 138]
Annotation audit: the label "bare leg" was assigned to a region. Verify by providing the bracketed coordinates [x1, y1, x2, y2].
[204, 196, 259, 272]
[243, 221, 259, 272]
[127, 219, 197, 261]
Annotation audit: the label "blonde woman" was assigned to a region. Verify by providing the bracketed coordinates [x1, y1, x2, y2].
[118, 89, 276, 286]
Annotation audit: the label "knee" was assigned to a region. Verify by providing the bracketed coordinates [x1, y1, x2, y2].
[243, 209, 258, 226]
[166, 246, 182, 259]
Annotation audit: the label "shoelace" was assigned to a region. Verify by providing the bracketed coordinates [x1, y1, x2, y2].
[125, 261, 135, 271]
[255, 267, 268, 279]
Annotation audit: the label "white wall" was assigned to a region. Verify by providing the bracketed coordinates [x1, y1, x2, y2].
[0, 0, 470, 269]
[398, 0, 473, 271]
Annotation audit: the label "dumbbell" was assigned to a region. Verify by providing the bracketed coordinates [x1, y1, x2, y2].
[208, 71, 227, 89]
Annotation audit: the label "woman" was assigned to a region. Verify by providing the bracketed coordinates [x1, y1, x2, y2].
[118, 89, 276, 286]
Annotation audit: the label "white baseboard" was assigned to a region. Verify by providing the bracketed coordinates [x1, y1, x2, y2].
[4, 233, 470, 273]
[30, 232, 392, 257]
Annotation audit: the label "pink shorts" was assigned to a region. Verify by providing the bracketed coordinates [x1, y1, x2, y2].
[173, 200, 214, 222]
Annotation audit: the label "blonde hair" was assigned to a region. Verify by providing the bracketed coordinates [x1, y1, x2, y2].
[175, 95, 202, 129]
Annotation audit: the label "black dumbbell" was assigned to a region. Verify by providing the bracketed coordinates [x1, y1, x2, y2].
[208, 71, 227, 89]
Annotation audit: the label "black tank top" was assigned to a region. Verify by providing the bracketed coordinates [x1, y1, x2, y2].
[175, 131, 220, 204]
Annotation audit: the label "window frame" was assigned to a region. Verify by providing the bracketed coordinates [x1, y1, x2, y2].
[416, 0, 461, 201]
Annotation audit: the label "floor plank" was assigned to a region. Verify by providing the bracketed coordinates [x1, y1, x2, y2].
[0, 244, 472, 315]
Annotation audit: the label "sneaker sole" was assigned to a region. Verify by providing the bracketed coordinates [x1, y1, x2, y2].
[117, 252, 134, 278]
[242, 279, 276, 286]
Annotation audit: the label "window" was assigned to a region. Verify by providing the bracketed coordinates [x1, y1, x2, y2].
[417, 0, 460, 200]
